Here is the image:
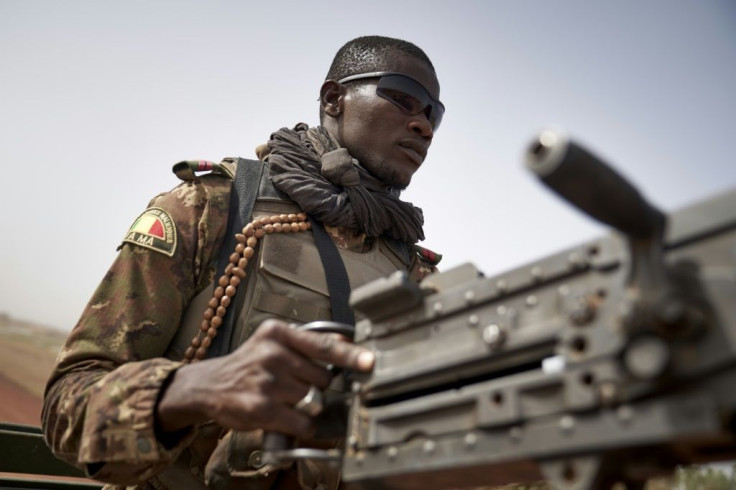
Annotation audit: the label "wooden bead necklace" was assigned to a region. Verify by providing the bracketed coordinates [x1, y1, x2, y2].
[182, 212, 311, 363]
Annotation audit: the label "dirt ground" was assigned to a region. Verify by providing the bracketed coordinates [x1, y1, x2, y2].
[0, 373, 43, 425]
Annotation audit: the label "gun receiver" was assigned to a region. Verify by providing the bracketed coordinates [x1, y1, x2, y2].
[341, 132, 736, 489]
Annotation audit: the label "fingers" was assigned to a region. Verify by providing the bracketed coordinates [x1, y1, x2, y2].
[269, 376, 314, 406]
[256, 320, 375, 373]
[201, 319, 374, 435]
[261, 403, 315, 438]
[221, 392, 316, 438]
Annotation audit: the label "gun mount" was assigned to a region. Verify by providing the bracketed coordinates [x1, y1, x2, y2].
[341, 131, 736, 489]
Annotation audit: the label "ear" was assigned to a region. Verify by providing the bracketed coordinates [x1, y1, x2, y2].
[320, 80, 346, 119]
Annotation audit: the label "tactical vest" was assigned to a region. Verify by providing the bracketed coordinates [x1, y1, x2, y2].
[158, 160, 411, 490]
[164, 173, 410, 361]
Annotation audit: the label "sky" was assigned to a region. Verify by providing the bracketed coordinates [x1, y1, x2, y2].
[1, 1, 735, 331]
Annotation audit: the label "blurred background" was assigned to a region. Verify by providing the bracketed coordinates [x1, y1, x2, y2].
[1, 1, 734, 331]
[0, 2, 735, 486]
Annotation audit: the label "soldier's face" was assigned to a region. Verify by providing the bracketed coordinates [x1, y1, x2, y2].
[336, 55, 440, 189]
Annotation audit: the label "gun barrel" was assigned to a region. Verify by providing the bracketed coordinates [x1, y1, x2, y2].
[525, 130, 665, 239]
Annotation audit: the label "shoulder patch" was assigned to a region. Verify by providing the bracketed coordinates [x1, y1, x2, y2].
[122, 207, 177, 257]
[413, 244, 442, 266]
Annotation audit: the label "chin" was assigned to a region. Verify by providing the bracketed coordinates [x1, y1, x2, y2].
[360, 157, 413, 190]
[396, 175, 412, 189]
[384, 169, 413, 191]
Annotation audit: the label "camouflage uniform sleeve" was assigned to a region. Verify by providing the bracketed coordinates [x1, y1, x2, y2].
[42, 172, 232, 485]
[408, 244, 442, 282]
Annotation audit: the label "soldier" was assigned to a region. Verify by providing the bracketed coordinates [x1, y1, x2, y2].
[42, 35, 443, 489]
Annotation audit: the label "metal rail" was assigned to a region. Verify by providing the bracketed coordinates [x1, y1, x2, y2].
[0, 422, 101, 489]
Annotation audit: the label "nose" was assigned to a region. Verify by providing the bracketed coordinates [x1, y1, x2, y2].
[408, 113, 434, 140]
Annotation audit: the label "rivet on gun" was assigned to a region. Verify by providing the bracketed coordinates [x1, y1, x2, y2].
[433, 302, 443, 313]
[568, 252, 586, 269]
[497, 305, 508, 316]
[249, 451, 265, 469]
[464, 433, 478, 449]
[624, 335, 670, 380]
[558, 285, 570, 297]
[496, 279, 508, 292]
[559, 415, 575, 433]
[483, 324, 506, 349]
[352, 381, 361, 393]
[464, 290, 476, 304]
[387, 446, 398, 460]
[423, 440, 436, 455]
[468, 314, 480, 327]
[526, 295, 538, 308]
[598, 381, 618, 406]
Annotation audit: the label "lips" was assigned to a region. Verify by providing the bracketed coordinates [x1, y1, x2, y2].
[399, 140, 428, 165]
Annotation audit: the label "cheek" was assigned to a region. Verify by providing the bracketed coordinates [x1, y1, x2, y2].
[341, 113, 384, 151]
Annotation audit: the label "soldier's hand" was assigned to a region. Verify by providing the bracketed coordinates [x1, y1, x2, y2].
[156, 319, 374, 437]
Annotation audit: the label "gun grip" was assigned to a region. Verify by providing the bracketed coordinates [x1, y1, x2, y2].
[526, 130, 665, 239]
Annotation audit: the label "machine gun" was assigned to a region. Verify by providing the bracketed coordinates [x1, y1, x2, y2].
[338, 131, 736, 489]
[261, 131, 736, 489]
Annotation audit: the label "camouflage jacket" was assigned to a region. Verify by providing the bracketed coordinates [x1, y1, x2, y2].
[42, 158, 439, 489]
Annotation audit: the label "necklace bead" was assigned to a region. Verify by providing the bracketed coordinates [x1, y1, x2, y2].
[182, 213, 310, 363]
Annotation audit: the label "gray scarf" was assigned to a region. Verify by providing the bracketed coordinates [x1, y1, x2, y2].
[267, 124, 425, 244]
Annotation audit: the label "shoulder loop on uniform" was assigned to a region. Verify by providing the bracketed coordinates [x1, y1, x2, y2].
[413, 244, 442, 266]
[172, 159, 236, 182]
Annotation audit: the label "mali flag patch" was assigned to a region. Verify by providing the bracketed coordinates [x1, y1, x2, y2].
[123, 207, 177, 256]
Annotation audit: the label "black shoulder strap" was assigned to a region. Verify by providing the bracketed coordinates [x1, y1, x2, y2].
[209, 159, 355, 356]
[308, 217, 355, 325]
[209, 158, 265, 358]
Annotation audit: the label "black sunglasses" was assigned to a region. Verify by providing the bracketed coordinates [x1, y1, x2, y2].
[337, 71, 445, 130]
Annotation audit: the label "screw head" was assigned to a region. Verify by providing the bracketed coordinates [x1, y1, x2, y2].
[559, 415, 575, 433]
[597, 381, 618, 406]
[624, 336, 670, 380]
[464, 433, 478, 449]
[483, 324, 506, 348]
[423, 440, 436, 454]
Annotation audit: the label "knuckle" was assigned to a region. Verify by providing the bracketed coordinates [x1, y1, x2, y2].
[258, 342, 279, 360]
[256, 319, 287, 340]
[255, 371, 276, 391]
[314, 333, 338, 355]
[245, 395, 272, 415]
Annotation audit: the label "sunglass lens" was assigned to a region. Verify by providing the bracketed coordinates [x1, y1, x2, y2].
[377, 75, 443, 129]
[379, 87, 424, 114]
